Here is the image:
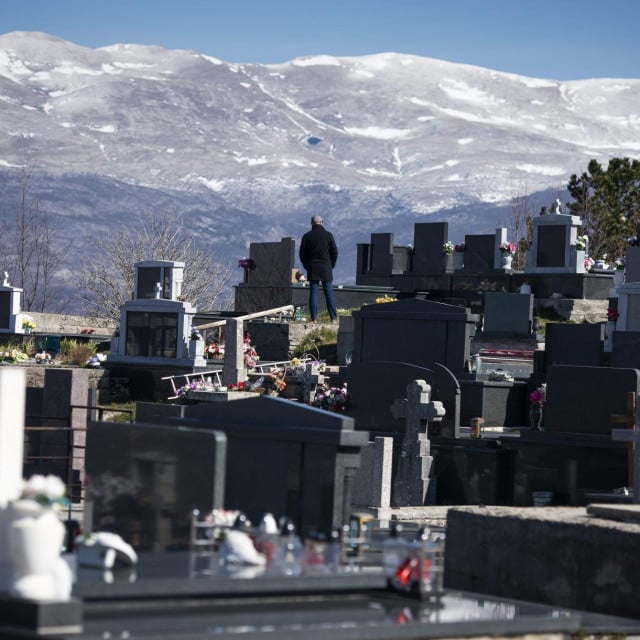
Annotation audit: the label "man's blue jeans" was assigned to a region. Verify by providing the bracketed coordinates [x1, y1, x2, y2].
[309, 280, 337, 321]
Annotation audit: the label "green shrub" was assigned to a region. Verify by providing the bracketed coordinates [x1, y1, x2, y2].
[60, 339, 97, 366]
[293, 327, 337, 359]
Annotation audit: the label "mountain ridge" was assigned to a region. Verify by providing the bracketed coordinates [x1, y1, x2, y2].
[0, 31, 639, 308]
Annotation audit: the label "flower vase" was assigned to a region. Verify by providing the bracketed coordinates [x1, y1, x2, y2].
[7, 499, 70, 600]
[24, 327, 32, 334]
[614, 270, 625, 287]
[453, 252, 464, 270]
[501, 252, 513, 269]
[443, 254, 453, 272]
[529, 405, 543, 431]
[604, 320, 615, 352]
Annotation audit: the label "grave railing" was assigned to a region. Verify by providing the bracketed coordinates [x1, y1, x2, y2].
[23, 404, 134, 511]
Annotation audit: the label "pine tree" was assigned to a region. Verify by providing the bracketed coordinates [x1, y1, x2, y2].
[567, 157, 640, 262]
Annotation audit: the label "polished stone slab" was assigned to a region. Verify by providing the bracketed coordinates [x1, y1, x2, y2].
[0, 596, 82, 635]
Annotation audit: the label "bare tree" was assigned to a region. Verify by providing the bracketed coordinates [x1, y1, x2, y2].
[0, 169, 67, 311]
[504, 185, 535, 271]
[76, 211, 233, 320]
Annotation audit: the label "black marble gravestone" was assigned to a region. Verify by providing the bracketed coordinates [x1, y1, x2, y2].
[543, 365, 640, 436]
[85, 422, 227, 551]
[366, 233, 395, 275]
[0, 291, 10, 330]
[411, 222, 448, 274]
[612, 331, 640, 368]
[537, 225, 566, 268]
[544, 323, 604, 370]
[351, 298, 476, 376]
[497, 364, 637, 506]
[172, 396, 369, 537]
[347, 361, 434, 434]
[483, 292, 533, 336]
[246, 237, 295, 286]
[462, 234, 494, 273]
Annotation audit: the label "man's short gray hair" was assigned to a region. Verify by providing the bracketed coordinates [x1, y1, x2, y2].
[311, 215, 323, 225]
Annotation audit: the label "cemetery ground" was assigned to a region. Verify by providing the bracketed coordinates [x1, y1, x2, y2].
[4, 219, 640, 636]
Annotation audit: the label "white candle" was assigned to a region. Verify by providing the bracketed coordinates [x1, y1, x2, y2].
[0, 368, 26, 508]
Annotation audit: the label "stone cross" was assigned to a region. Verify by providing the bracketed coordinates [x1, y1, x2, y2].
[302, 362, 323, 404]
[390, 379, 445, 506]
[611, 391, 640, 503]
[222, 317, 246, 386]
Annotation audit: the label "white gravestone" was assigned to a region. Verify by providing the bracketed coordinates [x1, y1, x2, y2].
[222, 317, 247, 386]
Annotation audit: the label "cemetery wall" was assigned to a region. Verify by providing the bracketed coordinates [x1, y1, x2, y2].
[13, 312, 116, 336]
[18, 365, 109, 402]
[445, 506, 640, 620]
[538, 298, 608, 323]
[245, 320, 337, 362]
[236, 283, 396, 316]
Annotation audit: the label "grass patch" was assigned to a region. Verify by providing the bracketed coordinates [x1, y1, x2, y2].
[534, 305, 573, 336]
[293, 327, 338, 359]
[98, 401, 136, 423]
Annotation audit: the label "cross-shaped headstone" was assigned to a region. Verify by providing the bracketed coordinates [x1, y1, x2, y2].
[612, 391, 640, 503]
[390, 379, 445, 507]
[303, 362, 323, 405]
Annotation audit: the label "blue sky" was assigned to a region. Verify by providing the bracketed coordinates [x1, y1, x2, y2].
[2, 0, 639, 80]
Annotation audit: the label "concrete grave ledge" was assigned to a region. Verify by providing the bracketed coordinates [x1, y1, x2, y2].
[373, 505, 453, 528]
[445, 505, 640, 620]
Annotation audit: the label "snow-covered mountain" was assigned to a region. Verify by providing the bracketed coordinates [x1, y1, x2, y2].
[1, 31, 639, 305]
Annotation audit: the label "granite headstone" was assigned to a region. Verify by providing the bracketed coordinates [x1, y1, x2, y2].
[483, 292, 533, 336]
[411, 222, 448, 274]
[351, 298, 476, 376]
[544, 323, 604, 369]
[543, 365, 640, 436]
[173, 395, 369, 537]
[461, 235, 495, 273]
[85, 421, 227, 551]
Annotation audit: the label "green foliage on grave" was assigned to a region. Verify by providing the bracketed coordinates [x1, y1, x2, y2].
[99, 401, 136, 423]
[0, 344, 29, 362]
[60, 338, 97, 366]
[534, 305, 572, 336]
[293, 327, 338, 361]
[315, 307, 356, 322]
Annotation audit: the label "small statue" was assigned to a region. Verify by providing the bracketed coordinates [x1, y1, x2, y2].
[554, 198, 562, 215]
[2, 271, 9, 286]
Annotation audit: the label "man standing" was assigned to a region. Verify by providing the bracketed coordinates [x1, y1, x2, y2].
[299, 215, 338, 322]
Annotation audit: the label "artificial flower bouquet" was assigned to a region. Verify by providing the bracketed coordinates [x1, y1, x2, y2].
[499, 242, 516, 254]
[442, 241, 454, 255]
[529, 384, 546, 407]
[312, 383, 349, 412]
